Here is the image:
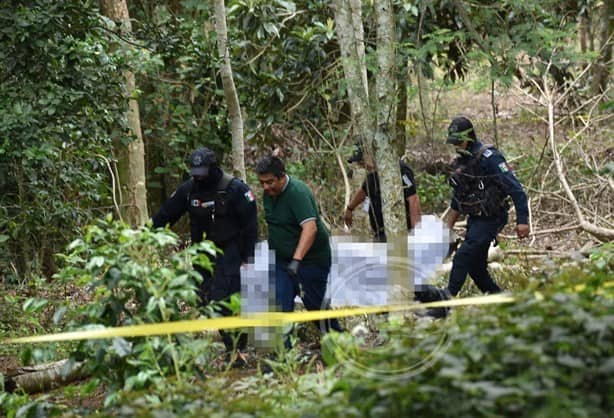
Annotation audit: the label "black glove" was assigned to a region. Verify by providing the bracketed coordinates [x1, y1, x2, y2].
[286, 258, 301, 277]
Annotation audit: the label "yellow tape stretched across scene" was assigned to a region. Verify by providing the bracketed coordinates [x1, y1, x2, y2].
[5, 294, 515, 344]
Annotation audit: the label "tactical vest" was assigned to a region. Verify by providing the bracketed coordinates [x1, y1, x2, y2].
[449, 145, 508, 217]
[188, 173, 241, 245]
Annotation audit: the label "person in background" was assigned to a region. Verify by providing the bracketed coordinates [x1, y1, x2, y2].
[344, 142, 449, 315]
[344, 142, 421, 241]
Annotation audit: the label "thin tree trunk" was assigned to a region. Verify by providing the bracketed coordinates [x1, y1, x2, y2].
[374, 0, 408, 303]
[491, 79, 499, 147]
[100, 0, 149, 226]
[414, 4, 432, 145]
[332, 0, 373, 142]
[214, 0, 246, 180]
[579, 14, 587, 53]
[591, 0, 613, 96]
[349, 0, 368, 99]
[14, 161, 31, 279]
[396, 59, 408, 155]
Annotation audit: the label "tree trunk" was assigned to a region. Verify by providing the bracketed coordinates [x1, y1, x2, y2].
[578, 14, 587, 53]
[373, 0, 409, 303]
[332, 0, 374, 143]
[100, 0, 149, 226]
[349, 0, 369, 100]
[214, 0, 246, 180]
[14, 160, 31, 279]
[374, 0, 403, 238]
[591, 0, 613, 96]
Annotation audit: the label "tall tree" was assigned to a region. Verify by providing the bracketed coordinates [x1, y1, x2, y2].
[332, 0, 372, 141]
[332, 0, 405, 237]
[100, 0, 148, 226]
[214, 0, 246, 180]
[333, 0, 408, 300]
[374, 0, 405, 238]
[591, 0, 613, 96]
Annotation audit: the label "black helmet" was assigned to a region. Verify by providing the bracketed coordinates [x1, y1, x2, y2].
[446, 116, 477, 145]
[189, 147, 217, 176]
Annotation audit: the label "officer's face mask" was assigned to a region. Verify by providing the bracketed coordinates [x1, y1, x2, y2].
[193, 174, 208, 183]
[454, 141, 472, 157]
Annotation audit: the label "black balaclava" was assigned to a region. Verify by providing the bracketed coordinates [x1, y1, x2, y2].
[193, 165, 223, 189]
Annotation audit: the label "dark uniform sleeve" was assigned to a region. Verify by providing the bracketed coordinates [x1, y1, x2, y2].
[399, 161, 417, 199]
[484, 151, 529, 225]
[229, 180, 258, 263]
[151, 180, 192, 228]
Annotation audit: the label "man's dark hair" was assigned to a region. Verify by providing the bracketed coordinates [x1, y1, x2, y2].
[255, 155, 285, 178]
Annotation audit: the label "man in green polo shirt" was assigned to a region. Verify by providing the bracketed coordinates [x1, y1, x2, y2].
[255, 155, 342, 345]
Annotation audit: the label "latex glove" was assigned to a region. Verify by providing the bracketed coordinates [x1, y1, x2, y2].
[286, 259, 301, 278]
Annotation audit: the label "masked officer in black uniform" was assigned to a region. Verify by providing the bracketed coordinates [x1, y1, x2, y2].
[152, 147, 258, 353]
[445, 116, 529, 297]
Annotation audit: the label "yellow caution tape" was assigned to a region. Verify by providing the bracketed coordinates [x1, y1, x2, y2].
[4, 294, 515, 344]
[572, 280, 614, 293]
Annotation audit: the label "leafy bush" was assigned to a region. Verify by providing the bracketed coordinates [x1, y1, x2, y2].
[316, 244, 613, 418]
[49, 216, 220, 401]
[79, 244, 611, 417]
[416, 172, 449, 214]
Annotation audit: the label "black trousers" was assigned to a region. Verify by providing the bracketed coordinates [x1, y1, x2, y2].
[447, 214, 507, 296]
[196, 241, 247, 351]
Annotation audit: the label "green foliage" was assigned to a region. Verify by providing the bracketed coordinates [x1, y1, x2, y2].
[415, 172, 449, 214]
[0, 391, 61, 418]
[0, 0, 131, 281]
[78, 245, 612, 417]
[315, 247, 613, 418]
[49, 216, 220, 399]
[131, 3, 227, 203]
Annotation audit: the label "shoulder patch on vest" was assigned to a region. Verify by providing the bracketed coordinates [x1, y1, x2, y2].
[483, 149, 493, 158]
[244, 190, 255, 202]
[498, 162, 510, 173]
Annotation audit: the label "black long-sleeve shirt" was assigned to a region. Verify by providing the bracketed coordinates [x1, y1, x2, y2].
[152, 173, 258, 263]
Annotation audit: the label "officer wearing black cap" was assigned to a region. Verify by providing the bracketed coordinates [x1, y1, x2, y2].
[344, 142, 421, 242]
[445, 116, 529, 297]
[152, 147, 258, 353]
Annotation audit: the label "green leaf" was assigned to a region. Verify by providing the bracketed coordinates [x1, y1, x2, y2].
[86, 256, 105, 269]
[23, 298, 48, 313]
[52, 306, 67, 324]
[112, 337, 132, 357]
